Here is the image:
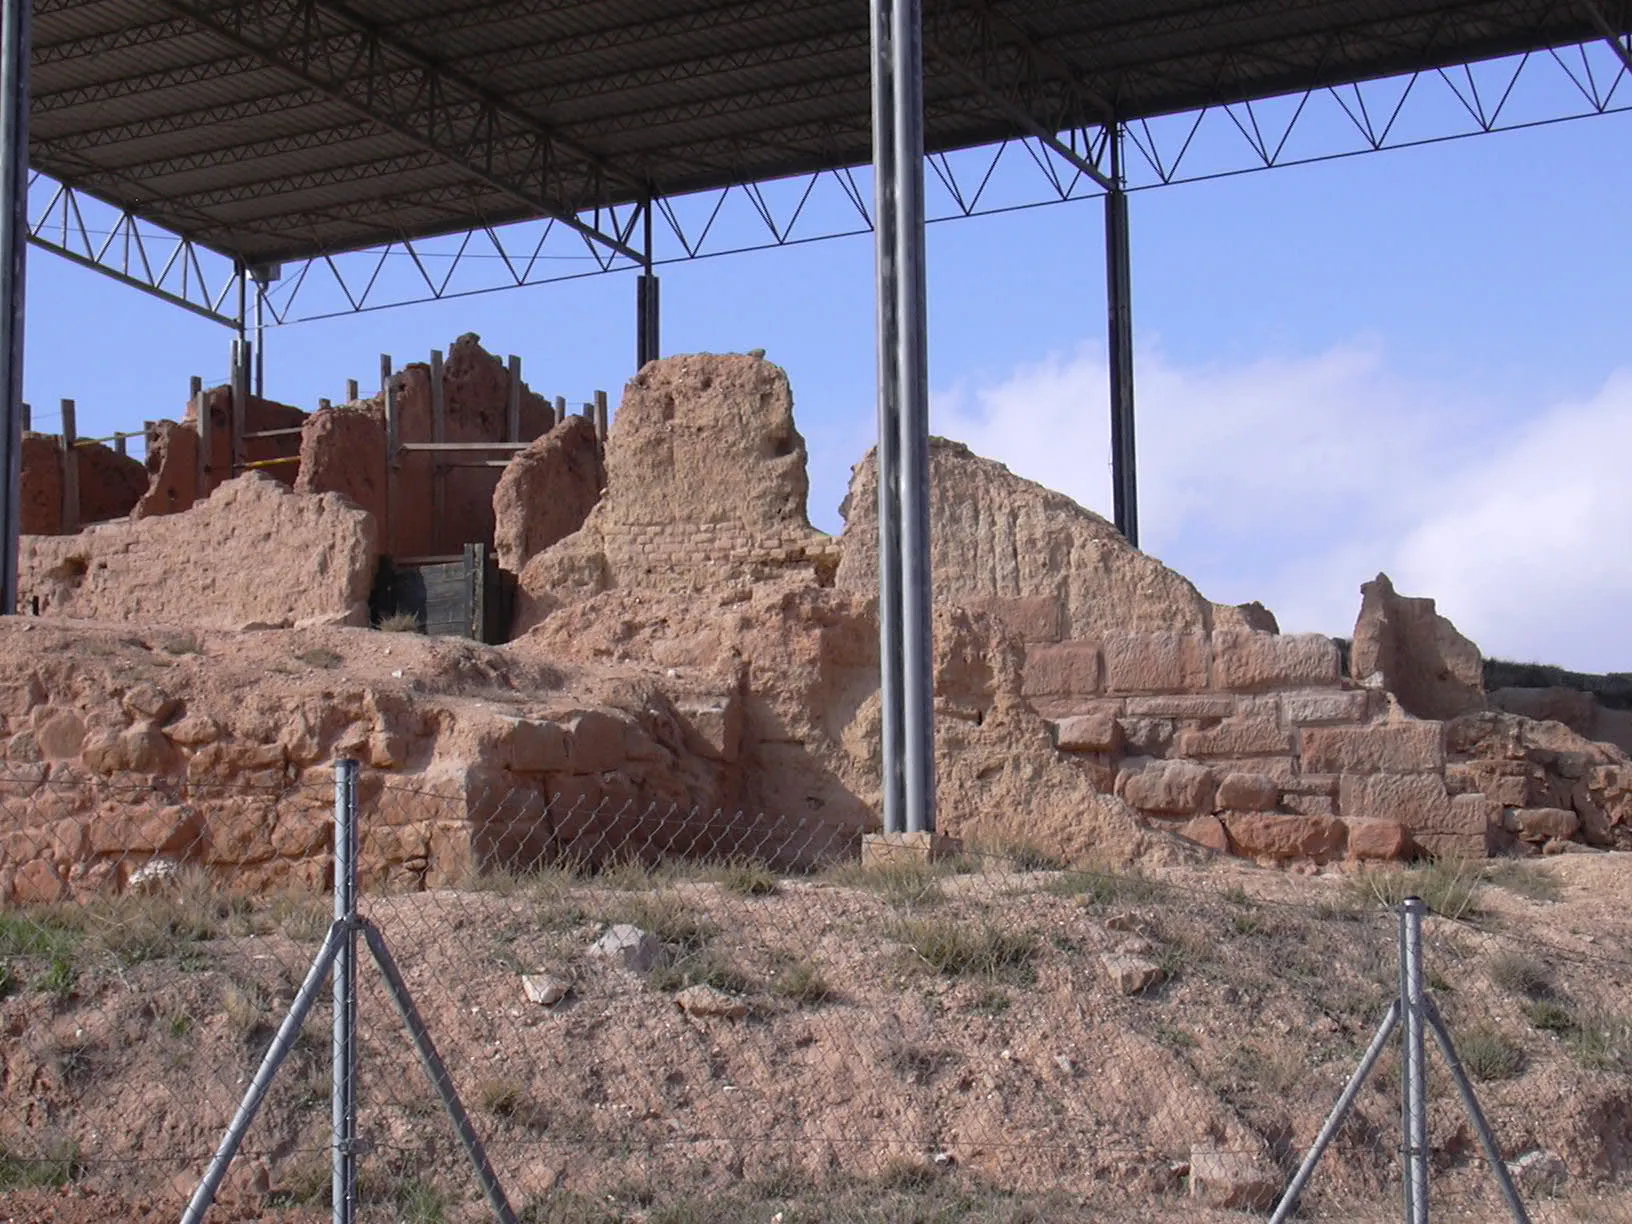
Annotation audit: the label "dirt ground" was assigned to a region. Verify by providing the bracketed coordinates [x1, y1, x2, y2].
[2, 851, 1631, 1223]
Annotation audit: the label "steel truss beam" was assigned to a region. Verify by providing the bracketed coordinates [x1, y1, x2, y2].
[232, 34, 1627, 327]
[156, 0, 644, 264]
[26, 174, 242, 326]
[27, 30, 1630, 328]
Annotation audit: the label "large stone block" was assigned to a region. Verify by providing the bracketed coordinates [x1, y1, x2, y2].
[1301, 722, 1445, 774]
[1505, 807, 1579, 843]
[1021, 640, 1102, 698]
[1345, 819, 1410, 861]
[1223, 812, 1346, 862]
[1176, 718, 1292, 758]
[1102, 632, 1208, 694]
[1216, 772, 1280, 811]
[1053, 713, 1122, 754]
[965, 594, 1063, 644]
[1211, 631, 1341, 692]
[1281, 690, 1370, 726]
[1123, 694, 1235, 719]
[1118, 759, 1216, 815]
[1338, 771, 1450, 825]
[507, 719, 571, 773]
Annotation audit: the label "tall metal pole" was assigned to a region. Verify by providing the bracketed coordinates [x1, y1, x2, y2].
[870, 0, 906, 835]
[0, 0, 27, 615]
[253, 275, 266, 398]
[636, 196, 660, 369]
[1403, 897, 1430, 1224]
[332, 759, 359, 1224]
[1104, 125, 1139, 548]
[891, 0, 935, 834]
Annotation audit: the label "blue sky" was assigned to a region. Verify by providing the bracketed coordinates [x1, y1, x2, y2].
[20, 56, 1632, 673]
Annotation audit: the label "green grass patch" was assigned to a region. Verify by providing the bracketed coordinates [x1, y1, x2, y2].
[770, 959, 831, 1005]
[650, 946, 754, 996]
[826, 859, 950, 908]
[602, 892, 714, 953]
[1482, 861, 1564, 903]
[1490, 952, 1554, 1000]
[1346, 860, 1482, 920]
[0, 1139, 83, 1190]
[712, 859, 780, 897]
[1046, 869, 1165, 907]
[895, 917, 1036, 982]
[1457, 1025, 1527, 1081]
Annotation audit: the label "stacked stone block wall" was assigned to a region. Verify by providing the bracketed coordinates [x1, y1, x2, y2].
[1021, 625, 1625, 864]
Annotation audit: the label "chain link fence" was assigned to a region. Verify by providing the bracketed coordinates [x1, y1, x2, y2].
[0, 759, 1629, 1222]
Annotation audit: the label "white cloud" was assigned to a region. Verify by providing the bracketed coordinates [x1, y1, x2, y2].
[929, 341, 1632, 674]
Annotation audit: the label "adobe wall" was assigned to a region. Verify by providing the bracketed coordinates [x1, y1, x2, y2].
[19, 473, 379, 632]
[19, 433, 148, 535]
[385, 334, 560, 558]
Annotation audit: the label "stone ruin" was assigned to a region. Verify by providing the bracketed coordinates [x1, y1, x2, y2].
[0, 344, 1627, 901]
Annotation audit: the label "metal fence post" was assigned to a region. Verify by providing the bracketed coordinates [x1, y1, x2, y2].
[333, 758, 360, 1224]
[1403, 896, 1429, 1224]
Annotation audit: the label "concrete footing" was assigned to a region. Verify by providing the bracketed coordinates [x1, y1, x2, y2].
[861, 830, 963, 867]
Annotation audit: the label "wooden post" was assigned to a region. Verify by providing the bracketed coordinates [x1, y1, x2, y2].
[379, 353, 392, 395]
[430, 348, 446, 555]
[318, 398, 332, 411]
[553, 396, 566, 428]
[384, 374, 400, 559]
[506, 355, 521, 443]
[594, 389, 608, 444]
[230, 338, 248, 476]
[193, 375, 210, 501]
[345, 378, 359, 403]
[579, 401, 592, 423]
[114, 432, 126, 457]
[19, 401, 27, 432]
[59, 399, 78, 534]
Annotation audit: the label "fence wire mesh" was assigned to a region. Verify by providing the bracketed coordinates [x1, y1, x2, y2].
[0, 760, 1628, 1222]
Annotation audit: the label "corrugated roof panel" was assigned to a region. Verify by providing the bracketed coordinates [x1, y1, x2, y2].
[22, 0, 1608, 264]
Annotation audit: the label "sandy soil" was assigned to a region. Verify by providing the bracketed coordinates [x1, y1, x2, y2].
[1, 853, 1630, 1222]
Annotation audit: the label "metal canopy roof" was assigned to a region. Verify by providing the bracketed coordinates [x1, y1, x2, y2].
[31, 0, 1623, 268]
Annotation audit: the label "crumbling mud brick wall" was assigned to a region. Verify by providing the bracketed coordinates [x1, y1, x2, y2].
[513, 354, 841, 633]
[19, 473, 379, 631]
[19, 433, 148, 535]
[134, 388, 306, 521]
[385, 334, 560, 559]
[296, 334, 582, 565]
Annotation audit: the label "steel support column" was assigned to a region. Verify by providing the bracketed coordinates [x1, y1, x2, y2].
[0, 0, 25, 615]
[1104, 126, 1138, 548]
[872, 0, 936, 835]
[870, 0, 905, 834]
[636, 197, 660, 369]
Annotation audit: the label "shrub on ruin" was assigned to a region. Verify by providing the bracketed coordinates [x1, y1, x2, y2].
[770, 959, 832, 1005]
[0, 1137, 84, 1191]
[1457, 1025, 1527, 1081]
[376, 611, 423, 633]
[1489, 952, 1554, 1000]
